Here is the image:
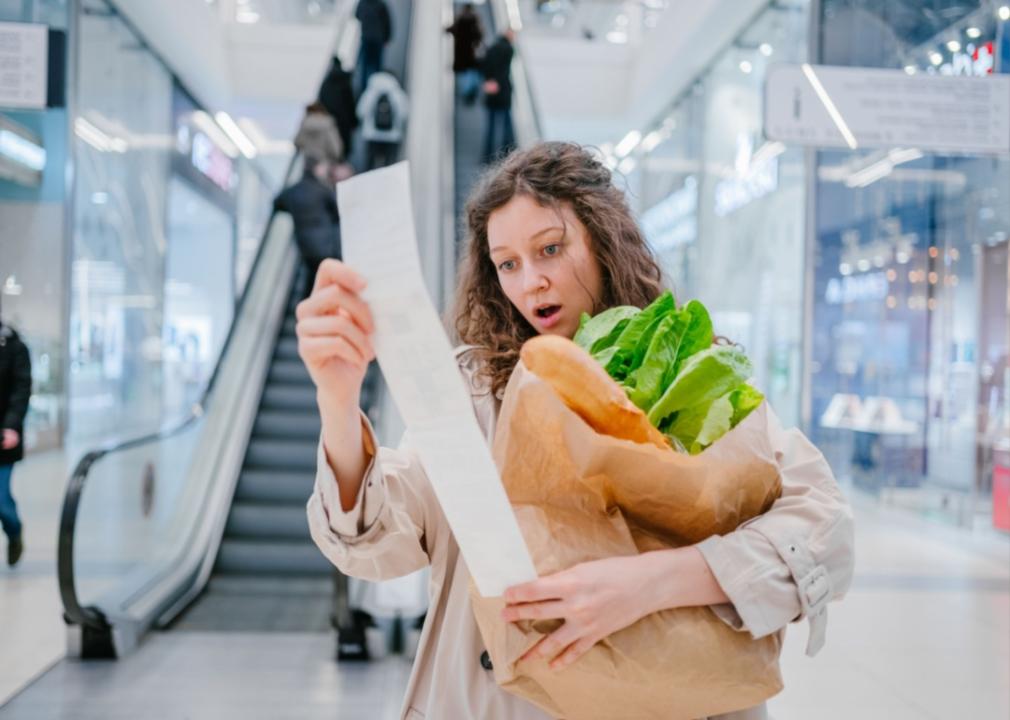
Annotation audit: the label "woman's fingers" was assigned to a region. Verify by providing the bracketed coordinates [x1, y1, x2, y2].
[313, 258, 366, 296]
[299, 336, 368, 369]
[549, 635, 597, 671]
[504, 573, 571, 605]
[297, 315, 375, 361]
[520, 620, 581, 665]
[501, 600, 566, 623]
[297, 283, 374, 334]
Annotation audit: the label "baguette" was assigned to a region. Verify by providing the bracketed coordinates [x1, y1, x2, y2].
[520, 335, 670, 450]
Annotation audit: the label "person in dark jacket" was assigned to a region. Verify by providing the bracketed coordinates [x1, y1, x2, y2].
[355, 0, 392, 93]
[274, 158, 344, 299]
[481, 29, 516, 163]
[318, 56, 359, 157]
[0, 311, 31, 568]
[446, 4, 484, 105]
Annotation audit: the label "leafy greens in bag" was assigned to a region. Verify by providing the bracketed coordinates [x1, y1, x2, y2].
[573, 291, 764, 454]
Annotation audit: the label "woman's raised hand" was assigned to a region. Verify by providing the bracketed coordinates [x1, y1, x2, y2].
[296, 259, 376, 411]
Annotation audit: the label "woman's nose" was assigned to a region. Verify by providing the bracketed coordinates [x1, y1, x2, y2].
[523, 271, 549, 294]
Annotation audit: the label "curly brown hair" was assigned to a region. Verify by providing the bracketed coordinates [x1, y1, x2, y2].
[453, 141, 665, 397]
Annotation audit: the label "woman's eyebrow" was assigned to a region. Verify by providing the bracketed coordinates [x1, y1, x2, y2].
[489, 225, 564, 256]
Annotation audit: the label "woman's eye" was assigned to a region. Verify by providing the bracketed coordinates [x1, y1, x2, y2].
[499, 260, 516, 272]
[543, 244, 560, 257]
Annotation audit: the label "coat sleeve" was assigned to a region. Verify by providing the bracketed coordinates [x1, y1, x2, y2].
[307, 413, 435, 582]
[3, 340, 31, 432]
[694, 406, 855, 657]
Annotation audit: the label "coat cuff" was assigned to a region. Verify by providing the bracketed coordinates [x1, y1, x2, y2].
[695, 534, 776, 638]
[315, 412, 386, 541]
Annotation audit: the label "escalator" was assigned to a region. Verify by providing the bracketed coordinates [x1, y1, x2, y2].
[170, 277, 378, 633]
[56, 0, 414, 660]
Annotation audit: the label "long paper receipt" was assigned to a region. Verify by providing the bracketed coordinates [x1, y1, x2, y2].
[338, 162, 537, 597]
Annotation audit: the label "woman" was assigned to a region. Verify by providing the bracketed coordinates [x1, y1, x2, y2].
[301, 142, 854, 719]
[294, 102, 344, 166]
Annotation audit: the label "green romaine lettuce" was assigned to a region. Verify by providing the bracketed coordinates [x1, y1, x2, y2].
[646, 345, 753, 427]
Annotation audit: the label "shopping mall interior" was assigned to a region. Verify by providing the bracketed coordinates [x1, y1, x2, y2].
[0, 0, 1007, 718]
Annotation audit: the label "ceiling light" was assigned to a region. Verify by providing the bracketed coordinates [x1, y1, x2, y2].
[857, 259, 871, 272]
[606, 30, 628, 44]
[615, 130, 642, 157]
[929, 51, 943, 65]
[640, 130, 665, 153]
[1000, 6, 1010, 22]
[946, 40, 961, 52]
[759, 43, 773, 56]
[966, 27, 982, 39]
[739, 60, 753, 74]
[215, 112, 257, 159]
[904, 65, 917, 75]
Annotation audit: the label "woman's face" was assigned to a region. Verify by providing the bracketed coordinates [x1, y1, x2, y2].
[488, 194, 604, 339]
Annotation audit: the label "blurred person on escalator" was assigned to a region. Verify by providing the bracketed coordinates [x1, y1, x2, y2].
[273, 157, 344, 300]
[294, 102, 345, 166]
[318, 56, 359, 159]
[0, 298, 31, 568]
[480, 28, 516, 163]
[446, 3, 484, 106]
[356, 70, 408, 171]
[355, 0, 392, 93]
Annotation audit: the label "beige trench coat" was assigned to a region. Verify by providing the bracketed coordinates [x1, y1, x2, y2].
[308, 348, 855, 720]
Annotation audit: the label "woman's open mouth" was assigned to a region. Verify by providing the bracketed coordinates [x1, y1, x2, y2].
[533, 304, 563, 328]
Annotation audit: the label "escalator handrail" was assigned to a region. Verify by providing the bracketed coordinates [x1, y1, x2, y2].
[58, 151, 302, 630]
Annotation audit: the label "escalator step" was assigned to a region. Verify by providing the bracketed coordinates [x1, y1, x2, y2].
[225, 503, 312, 541]
[216, 539, 332, 577]
[245, 438, 318, 471]
[275, 337, 299, 360]
[253, 410, 321, 440]
[234, 469, 317, 504]
[268, 359, 313, 386]
[261, 385, 317, 411]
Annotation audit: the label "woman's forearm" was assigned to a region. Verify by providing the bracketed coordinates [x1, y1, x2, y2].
[318, 391, 372, 512]
[639, 547, 730, 615]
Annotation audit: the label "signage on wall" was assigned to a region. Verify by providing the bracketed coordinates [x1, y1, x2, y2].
[0, 22, 48, 109]
[824, 272, 889, 305]
[175, 123, 236, 194]
[765, 64, 1010, 155]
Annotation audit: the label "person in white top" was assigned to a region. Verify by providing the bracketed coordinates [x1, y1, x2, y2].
[355, 70, 409, 171]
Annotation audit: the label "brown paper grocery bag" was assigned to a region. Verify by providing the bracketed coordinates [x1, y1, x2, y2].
[470, 362, 784, 720]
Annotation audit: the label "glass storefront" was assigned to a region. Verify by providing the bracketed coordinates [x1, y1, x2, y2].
[632, 0, 1009, 531]
[634, 0, 811, 429]
[66, 0, 273, 447]
[0, 0, 70, 452]
[809, 0, 1010, 530]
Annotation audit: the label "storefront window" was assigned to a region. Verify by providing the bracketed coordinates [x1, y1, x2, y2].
[68, 0, 253, 445]
[0, 0, 70, 451]
[810, 0, 1010, 529]
[636, 0, 811, 428]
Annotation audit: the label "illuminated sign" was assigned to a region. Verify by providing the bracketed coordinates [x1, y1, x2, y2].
[0, 116, 45, 186]
[932, 42, 994, 77]
[825, 272, 888, 305]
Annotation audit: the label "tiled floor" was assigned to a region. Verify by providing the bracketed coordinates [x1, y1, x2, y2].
[2, 457, 1008, 718]
[0, 450, 69, 706]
